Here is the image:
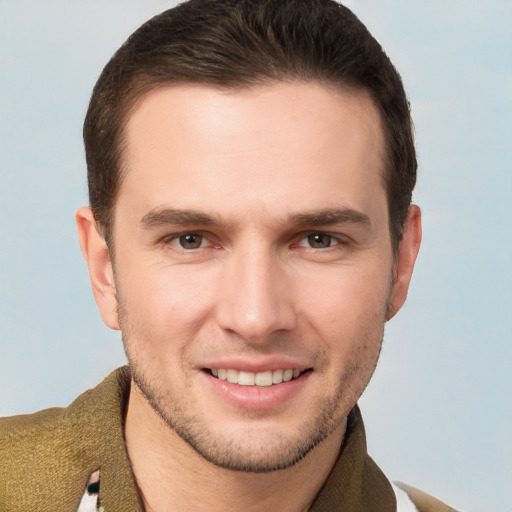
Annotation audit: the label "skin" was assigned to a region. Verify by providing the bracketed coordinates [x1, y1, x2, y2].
[76, 81, 421, 512]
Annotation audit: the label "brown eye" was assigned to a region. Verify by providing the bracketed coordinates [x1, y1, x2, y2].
[307, 233, 333, 248]
[178, 234, 204, 249]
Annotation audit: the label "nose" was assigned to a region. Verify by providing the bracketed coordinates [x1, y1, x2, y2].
[215, 243, 297, 343]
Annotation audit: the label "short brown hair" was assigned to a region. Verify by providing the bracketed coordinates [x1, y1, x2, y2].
[84, 0, 416, 251]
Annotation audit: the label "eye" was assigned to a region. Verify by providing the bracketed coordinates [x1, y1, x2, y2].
[300, 233, 337, 249]
[175, 233, 205, 250]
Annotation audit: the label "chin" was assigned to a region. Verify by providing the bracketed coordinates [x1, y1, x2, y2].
[132, 365, 347, 473]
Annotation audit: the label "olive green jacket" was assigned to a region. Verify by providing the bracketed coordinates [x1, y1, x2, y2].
[0, 367, 458, 512]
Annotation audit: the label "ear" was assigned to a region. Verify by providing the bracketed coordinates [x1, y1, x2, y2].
[387, 205, 422, 321]
[75, 206, 120, 330]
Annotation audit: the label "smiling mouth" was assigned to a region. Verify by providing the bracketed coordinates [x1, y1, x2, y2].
[205, 368, 311, 387]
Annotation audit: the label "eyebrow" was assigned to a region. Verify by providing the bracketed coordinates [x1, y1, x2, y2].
[290, 208, 371, 228]
[140, 208, 221, 229]
[139, 206, 371, 230]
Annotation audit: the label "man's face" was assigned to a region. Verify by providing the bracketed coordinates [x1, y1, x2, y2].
[108, 82, 397, 471]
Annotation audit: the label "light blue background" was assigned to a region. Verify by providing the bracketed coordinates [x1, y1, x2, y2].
[1, 2, 510, 511]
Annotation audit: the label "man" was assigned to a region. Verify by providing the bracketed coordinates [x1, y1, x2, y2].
[0, 1, 459, 511]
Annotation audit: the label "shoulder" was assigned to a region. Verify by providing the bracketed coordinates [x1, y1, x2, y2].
[0, 403, 92, 511]
[0, 367, 130, 512]
[0, 404, 70, 462]
[393, 481, 462, 512]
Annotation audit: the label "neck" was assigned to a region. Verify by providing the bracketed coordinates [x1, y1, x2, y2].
[124, 382, 345, 512]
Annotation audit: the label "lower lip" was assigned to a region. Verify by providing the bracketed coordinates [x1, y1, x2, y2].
[202, 371, 311, 411]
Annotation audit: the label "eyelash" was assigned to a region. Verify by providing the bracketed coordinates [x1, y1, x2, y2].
[161, 231, 349, 252]
[161, 232, 216, 251]
[294, 232, 349, 250]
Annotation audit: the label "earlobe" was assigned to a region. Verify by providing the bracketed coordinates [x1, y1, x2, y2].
[387, 205, 422, 321]
[75, 207, 120, 330]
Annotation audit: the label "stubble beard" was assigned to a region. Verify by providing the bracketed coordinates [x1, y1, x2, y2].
[129, 363, 348, 473]
[118, 296, 387, 474]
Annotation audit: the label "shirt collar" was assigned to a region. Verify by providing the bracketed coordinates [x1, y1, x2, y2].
[80, 367, 396, 512]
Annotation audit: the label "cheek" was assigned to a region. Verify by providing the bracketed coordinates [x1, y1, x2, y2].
[296, 265, 391, 328]
[117, 261, 219, 342]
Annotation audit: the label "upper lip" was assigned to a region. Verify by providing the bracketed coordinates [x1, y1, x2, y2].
[199, 357, 312, 373]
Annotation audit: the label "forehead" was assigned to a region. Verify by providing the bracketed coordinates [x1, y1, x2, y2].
[118, 81, 387, 228]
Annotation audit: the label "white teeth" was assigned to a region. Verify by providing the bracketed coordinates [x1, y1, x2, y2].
[272, 369, 283, 384]
[238, 371, 255, 386]
[210, 368, 304, 386]
[226, 369, 238, 384]
[255, 371, 273, 387]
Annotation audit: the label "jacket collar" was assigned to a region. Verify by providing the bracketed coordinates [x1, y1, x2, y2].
[88, 367, 396, 512]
